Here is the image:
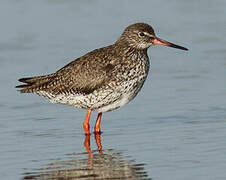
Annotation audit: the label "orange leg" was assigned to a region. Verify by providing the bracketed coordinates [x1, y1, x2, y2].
[83, 134, 93, 167]
[95, 133, 103, 155]
[94, 112, 102, 134]
[83, 109, 91, 135]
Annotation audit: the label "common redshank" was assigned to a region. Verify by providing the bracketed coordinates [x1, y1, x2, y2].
[16, 23, 188, 135]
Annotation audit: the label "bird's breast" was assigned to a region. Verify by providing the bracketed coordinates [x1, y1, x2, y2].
[118, 53, 150, 82]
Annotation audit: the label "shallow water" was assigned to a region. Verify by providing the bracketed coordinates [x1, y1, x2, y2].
[1, 0, 226, 180]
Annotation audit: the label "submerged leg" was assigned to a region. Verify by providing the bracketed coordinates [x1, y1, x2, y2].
[94, 112, 102, 134]
[94, 133, 103, 155]
[83, 109, 92, 135]
[83, 134, 93, 167]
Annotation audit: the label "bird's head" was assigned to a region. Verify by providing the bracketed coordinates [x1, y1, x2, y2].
[116, 23, 188, 51]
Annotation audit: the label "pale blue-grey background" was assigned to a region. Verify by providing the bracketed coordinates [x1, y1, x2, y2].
[0, 0, 226, 179]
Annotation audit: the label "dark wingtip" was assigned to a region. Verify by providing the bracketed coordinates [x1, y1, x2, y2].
[18, 77, 31, 83]
[15, 84, 29, 88]
[16, 77, 32, 91]
[16, 77, 35, 89]
[15, 83, 33, 93]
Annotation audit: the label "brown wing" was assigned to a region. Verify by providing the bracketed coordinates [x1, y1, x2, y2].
[16, 45, 118, 95]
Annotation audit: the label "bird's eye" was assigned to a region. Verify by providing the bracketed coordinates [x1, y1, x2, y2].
[139, 32, 145, 37]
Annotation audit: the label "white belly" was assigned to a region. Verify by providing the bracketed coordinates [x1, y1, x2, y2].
[96, 90, 136, 112]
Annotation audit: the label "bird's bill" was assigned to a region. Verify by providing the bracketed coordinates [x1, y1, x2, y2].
[152, 37, 188, 51]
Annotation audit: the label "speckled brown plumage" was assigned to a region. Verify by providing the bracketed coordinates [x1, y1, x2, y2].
[16, 23, 188, 134]
[17, 46, 144, 95]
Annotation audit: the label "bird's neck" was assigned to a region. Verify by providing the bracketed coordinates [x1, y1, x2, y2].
[113, 42, 148, 58]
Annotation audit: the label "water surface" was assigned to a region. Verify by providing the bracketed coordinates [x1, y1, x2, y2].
[0, 0, 226, 180]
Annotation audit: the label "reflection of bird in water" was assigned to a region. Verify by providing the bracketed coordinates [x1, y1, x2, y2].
[16, 23, 188, 135]
[23, 134, 151, 180]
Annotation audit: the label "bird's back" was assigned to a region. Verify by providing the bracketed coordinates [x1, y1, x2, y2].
[17, 45, 118, 95]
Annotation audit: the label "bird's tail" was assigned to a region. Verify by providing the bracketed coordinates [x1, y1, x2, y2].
[15, 74, 54, 93]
